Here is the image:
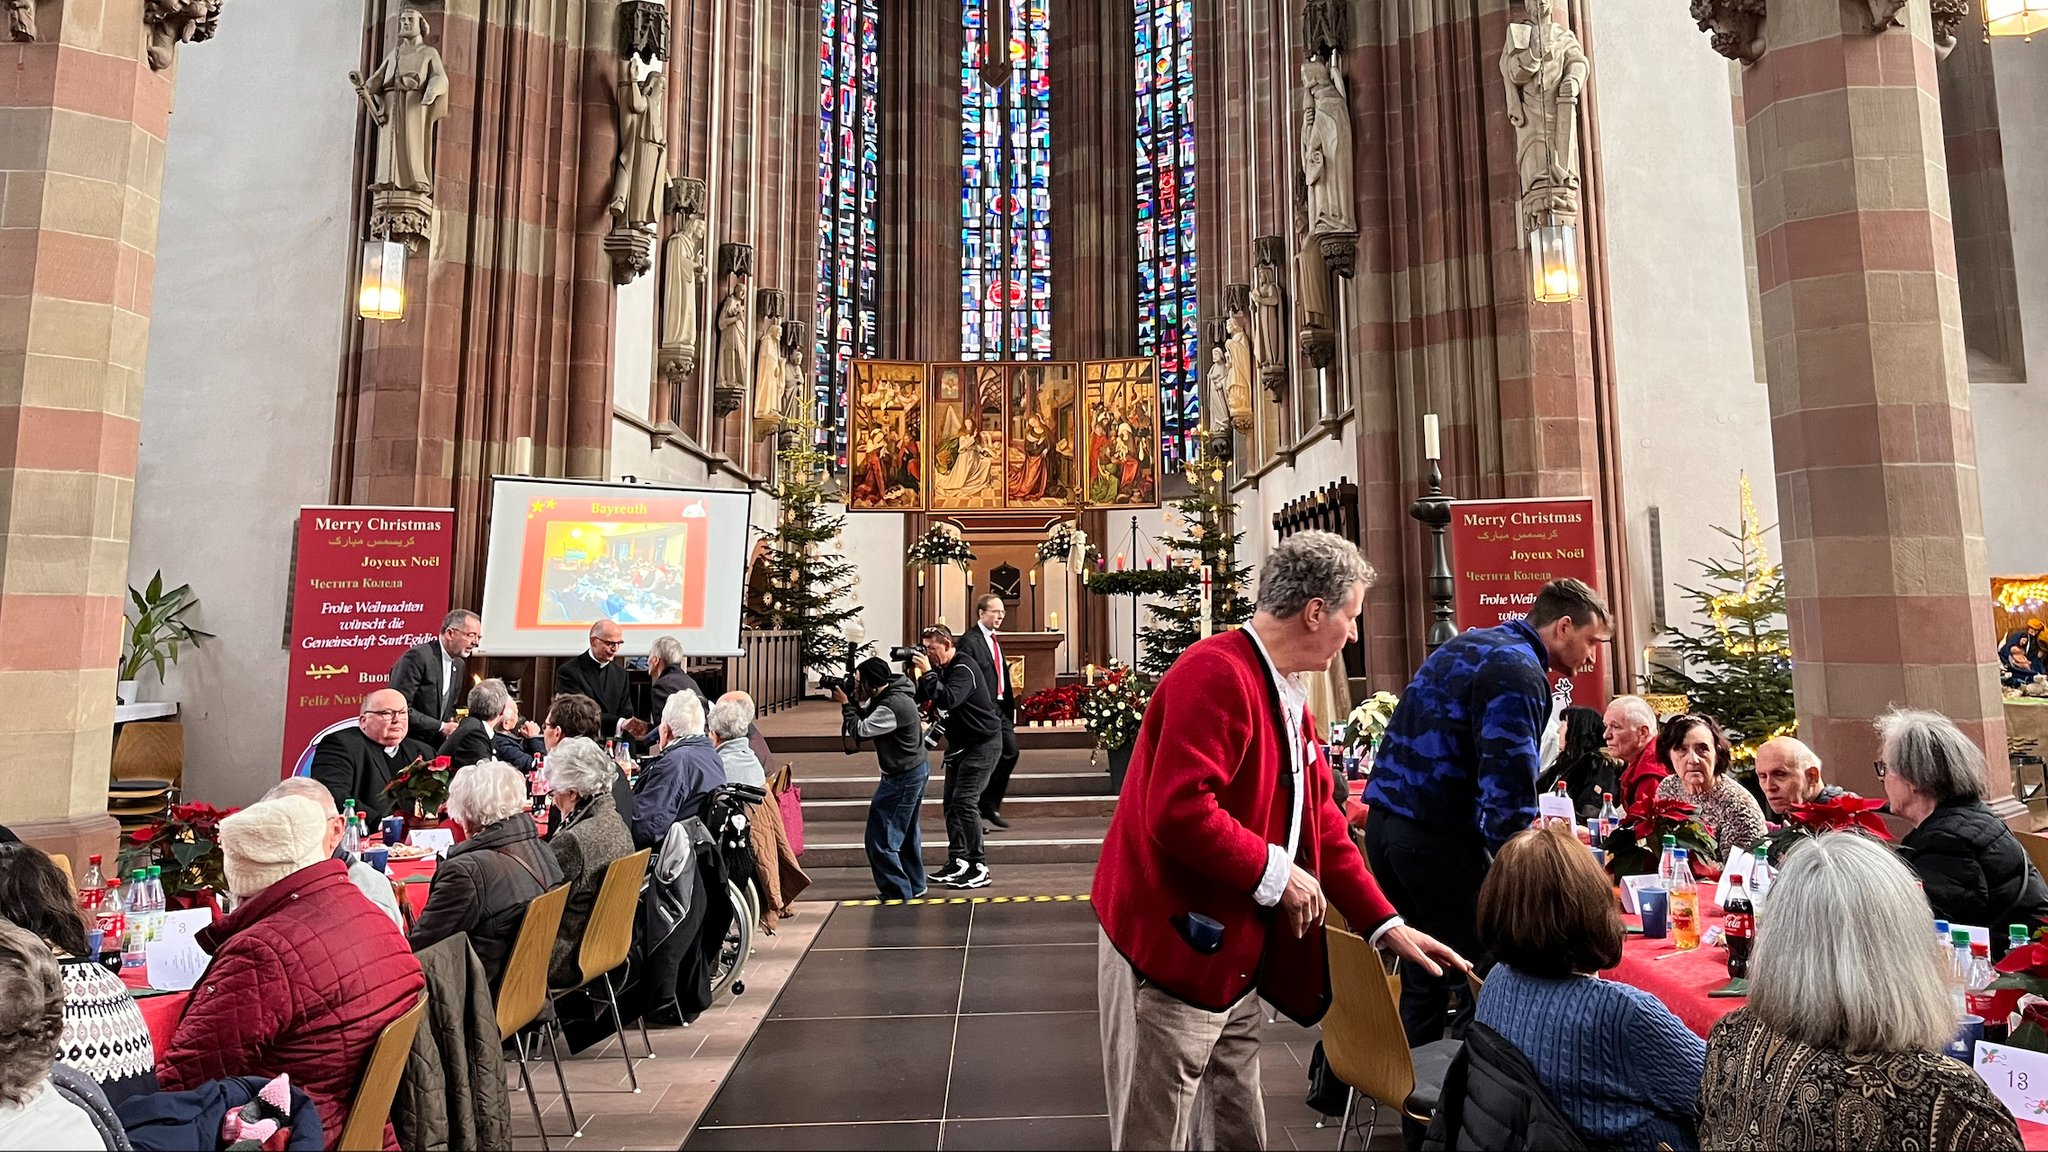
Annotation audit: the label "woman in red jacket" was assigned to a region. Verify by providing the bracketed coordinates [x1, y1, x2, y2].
[158, 795, 425, 1149]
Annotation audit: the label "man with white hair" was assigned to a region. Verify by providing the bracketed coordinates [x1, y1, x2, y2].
[630, 690, 726, 849]
[263, 776, 404, 927]
[555, 617, 632, 738]
[1753, 736, 1847, 819]
[1605, 694, 1668, 810]
[626, 635, 704, 746]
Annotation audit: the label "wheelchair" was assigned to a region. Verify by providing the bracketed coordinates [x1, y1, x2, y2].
[701, 781, 768, 999]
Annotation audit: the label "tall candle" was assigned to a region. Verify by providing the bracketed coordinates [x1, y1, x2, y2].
[1199, 567, 1214, 640]
[917, 567, 926, 587]
[1029, 567, 1037, 587]
[1423, 413, 1441, 461]
[1116, 552, 1127, 571]
[1049, 609, 1059, 628]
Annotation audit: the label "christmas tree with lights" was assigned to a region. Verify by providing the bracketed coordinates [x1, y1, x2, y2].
[1137, 455, 1254, 678]
[1649, 474, 1796, 758]
[745, 420, 863, 673]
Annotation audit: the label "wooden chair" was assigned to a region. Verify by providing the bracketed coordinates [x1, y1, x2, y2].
[1322, 925, 1463, 1151]
[497, 885, 575, 1150]
[111, 721, 183, 792]
[2020, 831, 2048, 884]
[336, 990, 428, 1152]
[47, 854, 74, 894]
[549, 849, 653, 1090]
[107, 781, 172, 831]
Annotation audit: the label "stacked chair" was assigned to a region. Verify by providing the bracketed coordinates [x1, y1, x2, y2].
[108, 721, 183, 832]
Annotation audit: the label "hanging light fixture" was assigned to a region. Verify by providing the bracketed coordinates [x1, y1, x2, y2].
[1985, 0, 2048, 38]
[1528, 216, 1582, 304]
[356, 232, 407, 321]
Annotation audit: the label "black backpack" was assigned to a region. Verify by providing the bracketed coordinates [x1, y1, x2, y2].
[1422, 1022, 1590, 1152]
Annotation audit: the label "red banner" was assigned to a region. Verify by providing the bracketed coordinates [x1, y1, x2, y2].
[1448, 496, 1607, 707]
[280, 507, 456, 778]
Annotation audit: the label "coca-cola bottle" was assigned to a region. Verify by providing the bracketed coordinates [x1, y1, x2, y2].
[95, 882, 126, 973]
[1724, 876, 1754, 979]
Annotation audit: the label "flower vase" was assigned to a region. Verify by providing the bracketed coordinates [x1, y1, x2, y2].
[402, 803, 441, 833]
[1108, 745, 1133, 794]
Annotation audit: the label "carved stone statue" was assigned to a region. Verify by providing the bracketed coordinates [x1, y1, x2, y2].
[713, 276, 750, 418]
[658, 179, 709, 390]
[1204, 343, 1237, 431]
[1689, 0, 1766, 66]
[605, 57, 666, 282]
[780, 321, 811, 429]
[1299, 58, 1355, 237]
[752, 294, 787, 439]
[1251, 259, 1285, 390]
[1501, 0, 1588, 239]
[1224, 310, 1256, 431]
[8, 0, 35, 43]
[1930, 0, 1965, 56]
[351, 7, 446, 248]
[144, 0, 222, 71]
[1295, 231, 1335, 370]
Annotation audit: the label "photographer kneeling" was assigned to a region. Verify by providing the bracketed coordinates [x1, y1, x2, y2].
[913, 625, 1003, 890]
[835, 657, 929, 900]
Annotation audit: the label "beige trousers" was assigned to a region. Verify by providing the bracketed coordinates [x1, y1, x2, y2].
[1098, 927, 1267, 1151]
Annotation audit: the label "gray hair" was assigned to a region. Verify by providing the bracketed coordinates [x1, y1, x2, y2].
[0, 919, 63, 1106]
[1748, 833, 1955, 1054]
[546, 737, 616, 801]
[662, 687, 706, 737]
[445, 761, 529, 831]
[650, 635, 685, 668]
[442, 609, 479, 632]
[1254, 530, 1374, 619]
[1605, 695, 1655, 731]
[467, 677, 511, 723]
[1876, 708, 1986, 803]
[262, 776, 340, 816]
[708, 698, 753, 742]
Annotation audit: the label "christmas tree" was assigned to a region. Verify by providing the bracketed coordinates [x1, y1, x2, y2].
[1649, 474, 1796, 758]
[745, 419, 863, 674]
[1137, 455, 1254, 678]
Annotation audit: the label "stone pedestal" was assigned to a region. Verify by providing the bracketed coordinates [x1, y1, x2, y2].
[998, 631, 1068, 699]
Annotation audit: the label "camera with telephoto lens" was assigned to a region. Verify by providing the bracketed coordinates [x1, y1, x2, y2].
[888, 645, 922, 663]
[818, 673, 854, 695]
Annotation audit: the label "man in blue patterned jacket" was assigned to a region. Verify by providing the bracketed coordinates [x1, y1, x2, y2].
[1364, 578, 1612, 1044]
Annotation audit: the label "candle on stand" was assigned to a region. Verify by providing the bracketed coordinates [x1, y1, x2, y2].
[1423, 413, 1441, 461]
[1029, 567, 1037, 587]
[1085, 663, 1098, 686]
[1199, 566, 1214, 640]
[917, 567, 926, 587]
[1049, 609, 1059, 629]
[1116, 552, 1127, 571]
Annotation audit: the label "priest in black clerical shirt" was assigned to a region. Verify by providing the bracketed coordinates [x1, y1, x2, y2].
[554, 618, 631, 739]
[309, 687, 438, 827]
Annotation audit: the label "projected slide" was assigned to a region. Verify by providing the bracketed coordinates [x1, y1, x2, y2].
[480, 477, 753, 656]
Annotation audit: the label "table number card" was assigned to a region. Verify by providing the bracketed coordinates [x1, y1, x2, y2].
[408, 828, 456, 857]
[1974, 1042, 2048, 1123]
[1538, 793, 1576, 826]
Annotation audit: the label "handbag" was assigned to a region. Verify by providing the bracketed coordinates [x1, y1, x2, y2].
[773, 765, 805, 855]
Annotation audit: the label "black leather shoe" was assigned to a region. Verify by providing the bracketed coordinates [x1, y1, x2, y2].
[983, 810, 1011, 829]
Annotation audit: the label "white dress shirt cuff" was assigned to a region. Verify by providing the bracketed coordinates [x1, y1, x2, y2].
[1367, 916, 1406, 949]
[1253, 844, 1290, 907]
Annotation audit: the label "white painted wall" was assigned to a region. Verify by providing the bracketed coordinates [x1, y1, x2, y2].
[1976, 42, 2048, 577]
[127, 4, 363, 805]
[1592, 11, 1777, 664]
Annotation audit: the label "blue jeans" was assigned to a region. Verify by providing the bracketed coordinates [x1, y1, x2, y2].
[866, 763, 929, 899]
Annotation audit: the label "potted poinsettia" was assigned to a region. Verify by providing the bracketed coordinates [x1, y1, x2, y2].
[383, 755, 456, 827]
[119, 802, 237, 909]
[1601, 794, 1717, 882]
[1989, 937, 2048, 1050]
[1761, 793, 1891, 865]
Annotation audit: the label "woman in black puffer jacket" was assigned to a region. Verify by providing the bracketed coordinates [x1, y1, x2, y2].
[410, 761, 564, 987]
[1879, 707, 2048, 953]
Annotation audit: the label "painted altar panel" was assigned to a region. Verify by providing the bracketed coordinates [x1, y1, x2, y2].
[848, 360, 927, 510]
[1081, 358, 1162, 508]
[927, 362, 1009, 511]
[1005, 361, 1079, 509]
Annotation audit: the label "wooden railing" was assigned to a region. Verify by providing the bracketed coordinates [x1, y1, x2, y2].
[724, 629, 806, 715]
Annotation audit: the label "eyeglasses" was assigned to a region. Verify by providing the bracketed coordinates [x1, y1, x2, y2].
[363, 708, 408, 720]
[1873, 758, 1889, 779]
[592, 637, 623, 649]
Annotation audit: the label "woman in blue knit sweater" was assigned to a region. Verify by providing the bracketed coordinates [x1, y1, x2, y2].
[1474, 825, 1705, 1150]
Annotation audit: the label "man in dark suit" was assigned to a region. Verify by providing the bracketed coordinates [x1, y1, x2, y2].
[310, 687, 437, 827]
[554, 617, 631, 739]
[629, 634, 703, 747]
[389, 609, 483, 746]
[955, 594, 1019, 828]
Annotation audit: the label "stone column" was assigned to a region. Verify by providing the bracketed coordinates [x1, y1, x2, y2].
[1740, 10, 2013, 809]
[0, 1, 175, 863]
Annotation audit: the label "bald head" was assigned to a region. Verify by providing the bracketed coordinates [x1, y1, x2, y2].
[262, 776, 344, 856]
[1755, 736, 1825, 817]
[361, 687, 410, 748]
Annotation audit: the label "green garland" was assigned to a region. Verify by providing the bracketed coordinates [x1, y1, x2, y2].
[1082, 567, 1195, 598]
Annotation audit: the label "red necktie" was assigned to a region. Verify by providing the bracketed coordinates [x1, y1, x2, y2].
[991, 632, 1005, 697]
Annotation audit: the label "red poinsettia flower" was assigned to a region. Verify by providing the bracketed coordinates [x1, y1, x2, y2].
[431, 756, 452, 769]
[1998, 941, 2048, 977]
[1623, 795, 1700, 843]
[1785, 793, 1892, 840]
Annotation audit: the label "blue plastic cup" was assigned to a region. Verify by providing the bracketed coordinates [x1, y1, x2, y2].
[380, 815, 407, 846]
[364, 846, 389, 873]
[1639, 888, 1670, 939]
[1947, 1015, 1986, 1063]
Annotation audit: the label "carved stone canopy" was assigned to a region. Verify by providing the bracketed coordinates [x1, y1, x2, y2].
[1864, 0, 1906, 32]
[1224, 282, 1251, 315]
[1254, 234, 1286, 269]
[781, 319, 808, 359]
[720, 242, 754, 281]
[666, 176, 706, 219]
[1690, 0, 1767, 65]
[618, 0, 670, 63]
[1930, 0, 1967, 56]
[1300, 0, 1347, 60]
[757, 288, 786, 322]
[144, 0, 223, 72]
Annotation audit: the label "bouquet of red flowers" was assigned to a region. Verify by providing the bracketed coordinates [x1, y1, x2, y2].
[1761, 793, 1891, 865]
[1601, 794, 1717, 881]
[1018, 684, 1087, 724]
[383, 755, 455, 820]
[119, 801, 238, 905]
[1991, 935, 2048, 1051]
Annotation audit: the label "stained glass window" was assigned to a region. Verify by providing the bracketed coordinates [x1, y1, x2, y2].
[1134, 0, 1198, 469]
[816, 0, 880, 465]
[962, 0, 1052, 360]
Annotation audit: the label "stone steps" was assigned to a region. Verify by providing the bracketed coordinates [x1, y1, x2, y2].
[797, 813, 1111, 869]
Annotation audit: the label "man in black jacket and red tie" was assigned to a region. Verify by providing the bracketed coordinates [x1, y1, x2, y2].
[954, 595, 1019, 829]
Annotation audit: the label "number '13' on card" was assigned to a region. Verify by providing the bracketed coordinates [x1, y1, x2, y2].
[1973, 1041, 2048, 1122]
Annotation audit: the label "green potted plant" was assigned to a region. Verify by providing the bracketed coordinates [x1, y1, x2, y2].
[119, 571, 213, 703]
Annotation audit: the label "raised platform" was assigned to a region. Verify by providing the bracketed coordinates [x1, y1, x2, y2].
[757, 698, 1095, 753]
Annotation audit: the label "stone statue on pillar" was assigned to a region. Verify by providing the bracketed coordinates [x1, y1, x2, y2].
[1299, 57, 1357, 278]
[712, 244, 753, 418]
[780, 320, 812, 430]
[1295, 228, 1335, 370]
[1223, 311, 1256, 432]
[1252, 235, 1287, 395]
[752, 290, 787, 439]
[1501, 0, 1588, 242]
[1205, 341, 1236, 431]
[351, 7, 447, 250]
[606, 57, 667, 284]
[8, 0, 35, 43]
[143, 0, 222, 71]
[658, 178, 708, 407]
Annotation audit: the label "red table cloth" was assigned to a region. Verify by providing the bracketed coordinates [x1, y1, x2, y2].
[1601, 912, 1743, 1039]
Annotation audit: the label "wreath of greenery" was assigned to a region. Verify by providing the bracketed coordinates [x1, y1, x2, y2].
[1082, 567, 1196, 598]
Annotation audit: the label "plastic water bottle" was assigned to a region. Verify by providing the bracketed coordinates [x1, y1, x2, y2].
[341, 812, 361, 857]
[1596, 792, 1624, 842]
[1657, 834, 1683, 889]
[1967, 942, 1998, 1023]
[1749, 845, 1772, 905]
[144, 865, 165, 939]
[121, 870, 148, 969]
[2013, 924, 2031, 956]
[1670, 849, 1700, 950]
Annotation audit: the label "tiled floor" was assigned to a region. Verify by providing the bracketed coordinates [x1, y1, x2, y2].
[682, 897, 1400, 1151]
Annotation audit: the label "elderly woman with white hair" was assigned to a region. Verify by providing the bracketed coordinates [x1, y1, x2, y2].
[630, 688, 726, 850]
[1698, 833, 2021, 1150]
[709, 692, 811, 933]
[1880, 707, 2048, 943]
[410, 761, 564, 987]
[544, 737, 634, 988]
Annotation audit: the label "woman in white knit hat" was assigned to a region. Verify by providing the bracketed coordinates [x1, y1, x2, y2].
[157, 796, 425, 1148]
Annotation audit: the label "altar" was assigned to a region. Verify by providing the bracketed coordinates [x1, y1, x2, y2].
[997, 630, 1068, 698]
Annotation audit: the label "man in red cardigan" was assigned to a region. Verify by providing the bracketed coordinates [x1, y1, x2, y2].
[1093, 531, 1467, 1151]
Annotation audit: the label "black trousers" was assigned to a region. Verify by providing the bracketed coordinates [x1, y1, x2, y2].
[941, 733, 1002, 865]
[979, 714, 1019, 818]
[1362, 806, 1491, 1046]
